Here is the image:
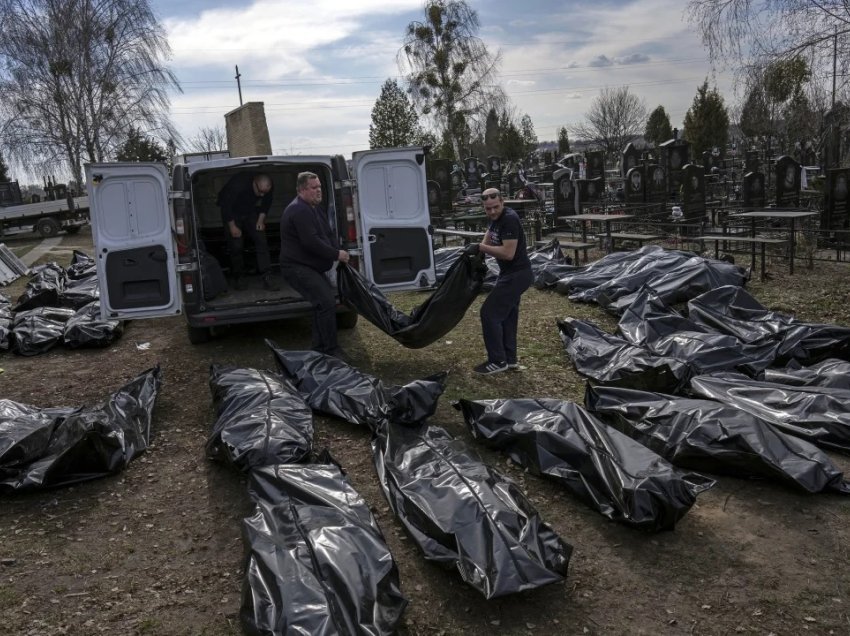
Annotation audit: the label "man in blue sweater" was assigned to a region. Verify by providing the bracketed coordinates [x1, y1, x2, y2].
[279, 171, 350, 358]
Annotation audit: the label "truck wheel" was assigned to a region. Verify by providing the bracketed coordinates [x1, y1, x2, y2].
[187, 324, 211, 344]
[36, 218, 61, 238]
[336, 310, 358, 329]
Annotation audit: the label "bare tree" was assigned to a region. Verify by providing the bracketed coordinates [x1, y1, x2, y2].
[186, 126, 228, 153]
[399, 0, 504, 160]
[0, 0, 181, 185]
[571, 86, 648, 155]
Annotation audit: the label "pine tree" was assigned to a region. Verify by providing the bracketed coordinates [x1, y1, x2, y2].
[520, 114, 538, 154]
[484, 108, 500, 156]
[739, 86, 771, 138]
[115, 128, 168, 162]
[557, 127, 570, 154]
[683, 80, 730, 156]
[644, 106, 673, 146]
[369, 79, 422, 149]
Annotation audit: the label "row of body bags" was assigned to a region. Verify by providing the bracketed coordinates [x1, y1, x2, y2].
[1, 251, 122, 355]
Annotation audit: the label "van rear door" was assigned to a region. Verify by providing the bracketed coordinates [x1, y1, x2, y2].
[352, 147, 436, 290]
[84, 162, 180, 319]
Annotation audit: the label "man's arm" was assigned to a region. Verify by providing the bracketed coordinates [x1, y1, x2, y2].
[479, 239, 518, 260]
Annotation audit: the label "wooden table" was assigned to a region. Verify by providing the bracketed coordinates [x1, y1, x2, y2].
[559, 213, 635, 252]
[727, 209, 818, 274]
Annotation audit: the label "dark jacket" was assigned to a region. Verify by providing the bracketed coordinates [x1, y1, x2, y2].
[279, 196, 339, 272]
[217, 173, 272, 225]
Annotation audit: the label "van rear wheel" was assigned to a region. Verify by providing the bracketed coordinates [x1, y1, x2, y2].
[187, 324, 211, 344]
[336, 310, 358, 329]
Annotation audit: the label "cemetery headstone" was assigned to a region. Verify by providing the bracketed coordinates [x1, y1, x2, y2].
[427, 180, 442, 215]
[450, 164, 464, 200]
[464, 156, 480, 190]
[553, 168, 576, 217]
[743, 171, 766, 208]
[429, 158, 453, 210]
[624, 166, 645, 206]
[825, 167, 850, 230]
[645, 164, 667, 208]
[621, 143, 640, 178]
[487, 155, 502, 181]
[682, 164, 706, 218]
[774, 155, 801, 207]
[585, 150, 605, 181]
[659, 138, 690, 194]
[745, 150, 760, 173]
[576, 178, 604, 210]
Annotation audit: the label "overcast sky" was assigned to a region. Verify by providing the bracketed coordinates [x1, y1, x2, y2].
[152, 0, 735, 157]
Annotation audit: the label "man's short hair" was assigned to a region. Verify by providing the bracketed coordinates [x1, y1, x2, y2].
[482, 187, 502, 200]
[297, 171, 319, 190]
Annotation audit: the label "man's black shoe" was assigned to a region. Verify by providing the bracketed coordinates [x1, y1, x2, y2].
[262, 273, 280, 291]
[473, 360, 508, 375]
[233, 277, 249, 291]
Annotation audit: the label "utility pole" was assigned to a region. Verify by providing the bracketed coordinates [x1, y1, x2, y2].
[235, 65, 243, 106]
[833, 26, 837, 109]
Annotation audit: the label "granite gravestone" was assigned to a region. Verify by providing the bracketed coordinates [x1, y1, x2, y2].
[774, 155, 801, 207]
[659, 138, 690, 194]
[743, 171, 766, 208]
[682, 164, 706, 217]
[621, 143, 640, 178]
[585, 150, 605, 181]
[427, 180, 442, 215]
[745, 150, 760, 173]
[553, 168, 576, 217]
[825, 167, 850, 230]
[624, 166, 645, 206]
[464, 157, 481, 191]
[576, 178, 604, 210]
[429, 158, 453, 210]
[645, 164, 667, 209]
[487, 155, 503, 182]
[507, 171, 523, 197]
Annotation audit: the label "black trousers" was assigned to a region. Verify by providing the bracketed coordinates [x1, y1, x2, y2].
[280, 263, 339, 354]
[480, 267, 533, 364]
[225, 214, 271, 277]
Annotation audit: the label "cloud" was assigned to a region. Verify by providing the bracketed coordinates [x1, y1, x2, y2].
[507, 79, 536, 87]
[616, 53, 651, 65]
[589, 55, 614, 67]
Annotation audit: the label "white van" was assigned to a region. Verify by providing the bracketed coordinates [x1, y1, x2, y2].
[85, 147, 436, 343]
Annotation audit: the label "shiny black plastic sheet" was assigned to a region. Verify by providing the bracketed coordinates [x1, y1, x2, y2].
[686, 285, 850, 366]
[0, 366, 161, 491]
[455, 398, 714, 531]
[66, 250, 97, 280]
[63, 301, 123, 349]
[619, 286, 779, 377]
[761, 358, 850, 390]
[268, 344, 446, 431]
[690, 372, 850, 454]
[557, 318, 690, 393]
[12, 306, 76, 356]
[13, 262, 66, 312]
[337, 254, 485, 348]
[242, 462, 407, 635]
[554, 246, 746, 313]
[433, 246, 464, 282]
[207, 365, 313, 470]
[59, 275, 100, 309]
[0, 293, 11, 351]
[372, 421, 572, 597]
[584, 384, 850, 494]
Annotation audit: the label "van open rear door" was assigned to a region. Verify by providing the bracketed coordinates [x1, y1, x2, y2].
[84, 163, 180, 319]
[352, 147, 436, 290]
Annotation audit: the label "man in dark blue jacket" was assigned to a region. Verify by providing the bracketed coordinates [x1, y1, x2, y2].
[279, 171, 350, 358]
[217, 172, 277, 290]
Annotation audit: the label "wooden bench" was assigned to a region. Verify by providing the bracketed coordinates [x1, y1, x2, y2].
[537, 238, 595, 264]
[694, 235, 787, 280]
[433, 228, 485, 246]
[608, 232, 664, 250]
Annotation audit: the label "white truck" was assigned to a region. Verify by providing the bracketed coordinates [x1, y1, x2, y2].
[0, 195, 90, 237]
[85, 148, 437, 343]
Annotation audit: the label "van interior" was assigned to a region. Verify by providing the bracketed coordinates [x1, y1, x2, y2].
[187, 163, 340, 307]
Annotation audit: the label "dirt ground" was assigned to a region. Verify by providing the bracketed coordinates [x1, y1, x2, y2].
[1, 227, 849, 636]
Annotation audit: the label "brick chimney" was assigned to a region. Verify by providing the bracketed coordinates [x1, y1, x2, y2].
[225, 102, 273, 157]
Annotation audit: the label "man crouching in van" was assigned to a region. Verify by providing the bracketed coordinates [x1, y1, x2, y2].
[279, 171, 350, 359]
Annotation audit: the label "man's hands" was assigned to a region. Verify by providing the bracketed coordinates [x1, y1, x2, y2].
[228, 221, 241, 239]
[338, 250, 350, 264]
[464, 243, 480, 256]
[256, 215, 266, 232]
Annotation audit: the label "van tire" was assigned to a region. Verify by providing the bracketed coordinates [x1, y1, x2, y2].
[187, 324, 211, 344]
[336, 310, 358, 329]
[36, 217, 61, 238]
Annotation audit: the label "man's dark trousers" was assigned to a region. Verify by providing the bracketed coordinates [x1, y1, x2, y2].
[226, 213, 271, 276]
[280, 263, 339, 354]
[480, 268, 533, 364]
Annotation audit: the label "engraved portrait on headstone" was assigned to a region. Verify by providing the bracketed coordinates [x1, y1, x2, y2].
[682, 163, 706, 216]
[624, 166, 645, 205]
[774, 155, 801, 207]
[743, 171, 766, 208]
[553, 167, 575, 216]
[825, 168, 850, 229]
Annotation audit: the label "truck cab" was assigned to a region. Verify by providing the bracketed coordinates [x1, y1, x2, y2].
[84, 148, 436, 343]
